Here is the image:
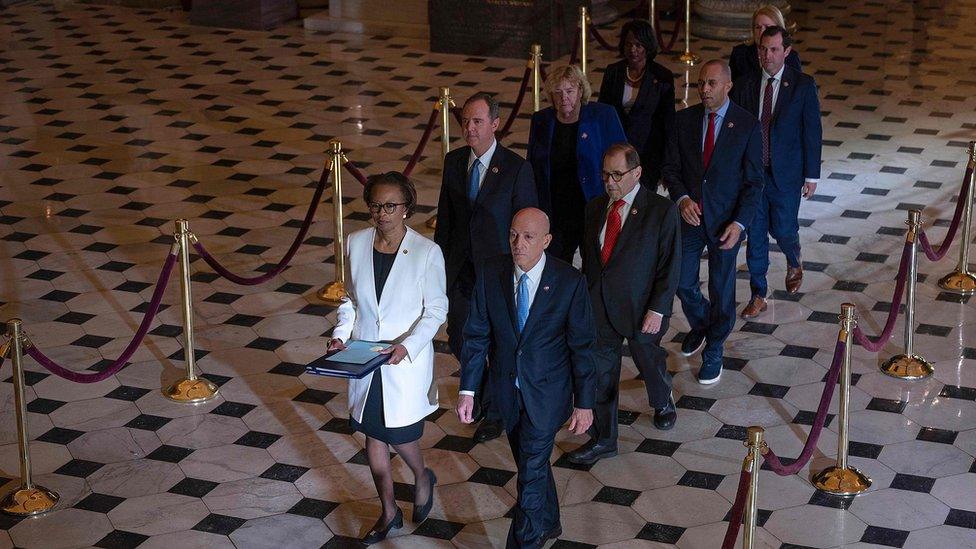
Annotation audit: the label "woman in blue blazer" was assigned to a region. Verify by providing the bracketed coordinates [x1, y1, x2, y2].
[729, 4, 801, 83]
[528, 64, 626, 263]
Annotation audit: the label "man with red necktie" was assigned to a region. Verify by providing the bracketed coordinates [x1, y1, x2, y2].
[662, 60, 764, 385]
[569, 143, 682, 465]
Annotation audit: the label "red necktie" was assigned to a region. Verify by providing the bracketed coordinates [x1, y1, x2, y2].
[761, 77, 774, 167]
[601, 199, 626, 265]
[703, 111, 717, 168]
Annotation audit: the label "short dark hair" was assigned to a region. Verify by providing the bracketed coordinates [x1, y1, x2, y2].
[605, 142, 641, 170]
[618, 19, 659, 61]
[363, 171, 417, 218]
[463, 92, 500, 121]
[760, 25, 793, 49]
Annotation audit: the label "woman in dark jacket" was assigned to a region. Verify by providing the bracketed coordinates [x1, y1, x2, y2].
[598, 19, 675, 189]
[729, 4, 802, 83]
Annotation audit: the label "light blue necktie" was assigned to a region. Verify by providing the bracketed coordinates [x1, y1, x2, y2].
[467, 159, 481, 203]
[516, 273, 529, 333]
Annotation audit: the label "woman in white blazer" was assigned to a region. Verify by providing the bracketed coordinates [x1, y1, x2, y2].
[328, 172, 448, 545]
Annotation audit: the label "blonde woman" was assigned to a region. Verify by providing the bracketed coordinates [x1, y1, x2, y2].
[527, 64, 626, 263]
[729, 4, 802, 82]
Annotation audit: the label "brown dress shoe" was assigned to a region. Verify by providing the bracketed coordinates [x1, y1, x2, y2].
[785, 266, 803, 294]
[740, 295, 768, 319]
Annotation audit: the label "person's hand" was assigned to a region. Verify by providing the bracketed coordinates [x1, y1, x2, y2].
[567, 408, 593, 435]
[378, 344, 408, 365]
[456, 394, 475, 424]
[678, 197, 701, 226]
[802, 181, 817, 199]
[641, 311, 663, 334]
[719, 223, 743, 250]
[327, 338, 346, 351]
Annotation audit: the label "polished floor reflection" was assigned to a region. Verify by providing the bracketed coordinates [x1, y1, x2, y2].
[1, 0, 976, 548]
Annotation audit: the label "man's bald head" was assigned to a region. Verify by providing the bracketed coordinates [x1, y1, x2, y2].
[509, 208, 552, 271]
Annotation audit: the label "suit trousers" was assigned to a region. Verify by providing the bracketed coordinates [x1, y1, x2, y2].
[506, 390, 560, 549]
[591, 299, 671, 444]
[676, 222, 741, 367]
[448, 261, 500, 422]
[746, 172, 802, 297]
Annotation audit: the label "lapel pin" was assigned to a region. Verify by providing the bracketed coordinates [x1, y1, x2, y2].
[727, 121, 734, 128]
[402, 249, 408, 254]
[491, 166, 499, 174]
[783, 81, 789, 87]
[581, 132, 588, 140]
[543, 285, 550, 292]
[630, 208, 638, 215]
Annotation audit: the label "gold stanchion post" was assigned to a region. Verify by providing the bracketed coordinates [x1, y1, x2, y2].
[531, 44, 542, 113]
[580, 6, 589, 76]
[649, 0, 657, 33]
[426, 87, 454, 230]
[881, 210, 934, 379]
[742, 426, 765, 549]
[1, 319, 59, 516]
[812, 304, 872, 496]
[319, 141, 348, 306]
[165, 220, 219, 403]
[674, 0, 700, 66]
[938, 141, 976, 294]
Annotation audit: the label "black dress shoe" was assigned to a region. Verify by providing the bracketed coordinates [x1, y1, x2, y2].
[412, 468, 437, 523]
[361, 507, 402, 545]
[680, 329, 706, 356]
[653, 397, 677, 431]
[567, 440, 617, 465]
[473, 419, 503, 443]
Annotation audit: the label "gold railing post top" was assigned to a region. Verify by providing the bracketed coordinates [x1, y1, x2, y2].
[440, 86, 450, 98]
[907, 209, 921, 225]
[531, 43, 541, 54]
[580, 5, 586, 16]
[840, 303, 856, 320]
[175, 219, 189, 231]
[329, 139, 342, 154]
[6, 318, 22, 327]
[746, 426, 765, 444]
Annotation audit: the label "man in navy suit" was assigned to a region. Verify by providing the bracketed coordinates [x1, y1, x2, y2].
[662, 60, 764, 384]
[456, 208, 596, 549]
[435, 92, 537, 443]
[730, 26, 822, 318]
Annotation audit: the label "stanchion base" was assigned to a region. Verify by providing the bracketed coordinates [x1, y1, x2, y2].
[164, 377, 219, 404]
[425, 215, 437, 230]
[676, 51, 701, 66]
[937, 270, 976, 294]
[881, 354, 934, 380]
[812, 465, 872, 496]
[317, 281, 346, 307]
[1, 485, 59, 516]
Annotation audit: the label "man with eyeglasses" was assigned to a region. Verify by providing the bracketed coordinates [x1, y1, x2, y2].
[567, 143, 681, 465]
[435, 92, 537, 444]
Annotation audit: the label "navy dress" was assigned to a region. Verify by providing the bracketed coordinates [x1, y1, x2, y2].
[349, 248, 425, 445]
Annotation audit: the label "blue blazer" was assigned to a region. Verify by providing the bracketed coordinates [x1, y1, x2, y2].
[662, 101, 765, 241]
[729, 43, 802, 83]
[527, 102, 627, 214]
[460, 254, 596, 434]
[730, 65, 822, 191]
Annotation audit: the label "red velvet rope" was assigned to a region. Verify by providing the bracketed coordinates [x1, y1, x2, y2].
[720, 469, 752, 549]
[588, 23, 618, 52]
[498, 67, 532, 139]
[193, 164, 332, 285]
[852, 241, 912, 352]
[654, 11, 682, 54]
[26, 249, 178, 383]
[402, 106, 440, 178]
[918, 166, 971, 262]
[342, 161, 369, 186]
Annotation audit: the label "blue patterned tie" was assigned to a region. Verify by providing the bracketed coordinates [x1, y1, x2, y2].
[516, 273, 529, 333]
[467, 159, 481, 203]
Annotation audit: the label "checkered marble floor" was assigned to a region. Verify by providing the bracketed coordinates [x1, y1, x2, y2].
[1, 0, 976, 547]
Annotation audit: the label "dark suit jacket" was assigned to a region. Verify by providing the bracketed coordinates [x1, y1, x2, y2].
[527, 102, 627, 214]
[661, 101, 765, 241]
[729, 43, 802, 83]
[581, 186, 681, 339]
[434, 143, 537, 289]
[730, 65, 822, 191]
[598, 59, 676, 186]
[460, 254, 597, 434]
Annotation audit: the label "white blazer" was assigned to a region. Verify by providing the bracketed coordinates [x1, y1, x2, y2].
[333, 227, 448, 428]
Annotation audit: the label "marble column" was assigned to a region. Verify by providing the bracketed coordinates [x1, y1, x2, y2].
[691, 0, 791, 41]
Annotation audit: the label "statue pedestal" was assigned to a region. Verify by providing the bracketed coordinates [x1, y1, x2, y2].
[692, 0, 792, 41]
[191, 0, 298, 30]
[304, 0, 428, 39]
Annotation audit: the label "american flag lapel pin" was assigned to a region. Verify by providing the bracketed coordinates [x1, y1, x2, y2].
[581, 132, 588, 140]
[543, 285, 550, 292]
[727, 121, 734, 129]
[630, 207, 638, 215]
[491, 166, 499, 174]
[783, 81, 789, 87]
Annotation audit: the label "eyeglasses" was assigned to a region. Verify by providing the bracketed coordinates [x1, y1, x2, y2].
[601, 166, 638, 182]
[367, 202, 407, 214]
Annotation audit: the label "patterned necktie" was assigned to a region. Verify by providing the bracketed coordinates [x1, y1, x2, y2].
[761, 77, 774, 167]
[703, 111, 717, 168]
[516, 273, 529, 333]
[467, 159, 481, 203]
[600, 199, 626, 265]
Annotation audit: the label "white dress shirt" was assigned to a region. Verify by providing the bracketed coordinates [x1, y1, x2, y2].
[459, 254, 546, 397]
[678, 98, 744, 231]
[467, 138, 498, 189]
[598, 184, 663, 319]
[760, 65, 819, 185]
